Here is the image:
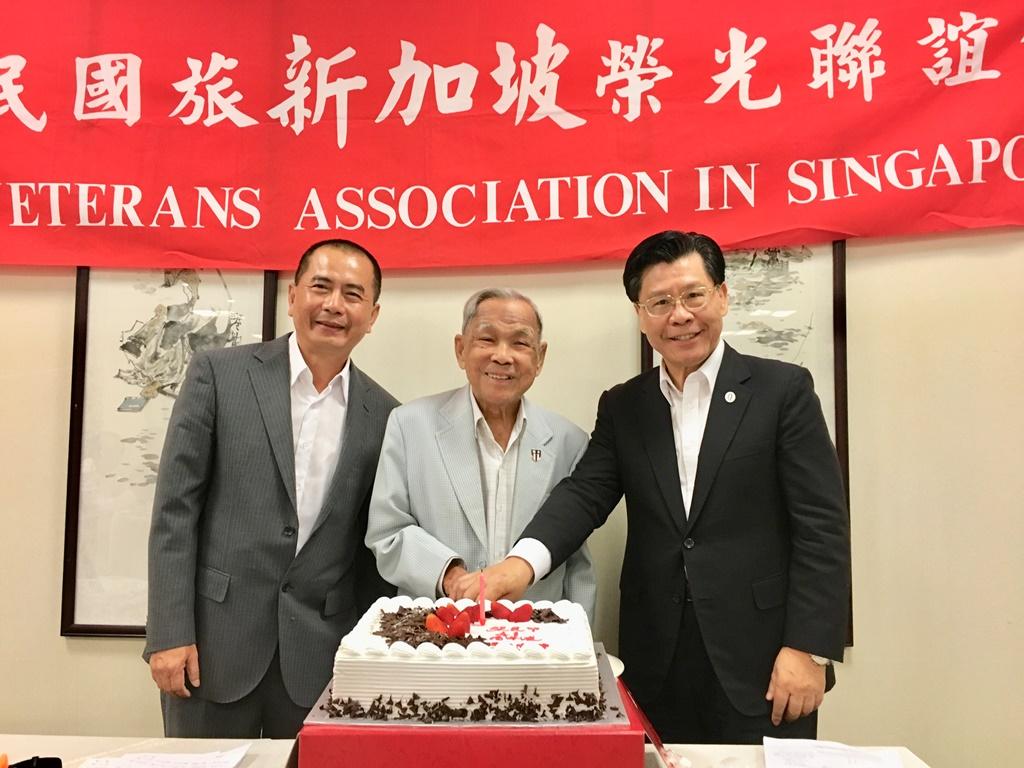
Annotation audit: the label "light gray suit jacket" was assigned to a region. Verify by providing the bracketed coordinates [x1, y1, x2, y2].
[145, 334, 399, 708]
[366, 387, 597, 621]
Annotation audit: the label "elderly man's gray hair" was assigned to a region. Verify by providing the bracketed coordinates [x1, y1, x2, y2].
[461, 288, 544, 336]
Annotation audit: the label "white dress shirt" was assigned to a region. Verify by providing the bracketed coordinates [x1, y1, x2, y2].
[660, 337, 725, 516]
[511, 339, 725, 581]
[289, 333, 349, 554]
[437, 387, 527, 595]
[470, 387, 527, 564]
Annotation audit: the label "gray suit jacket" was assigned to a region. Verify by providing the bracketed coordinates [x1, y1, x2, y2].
[145, 334, 399, 708]
[365, 386, 596, 621]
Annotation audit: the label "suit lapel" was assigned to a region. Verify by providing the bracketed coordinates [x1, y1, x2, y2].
[436, 389, 489, 550]
[249, 336, 297, 515]
[510, 400, 555, 539]
[636, 371, 687, 536]
[687, 345, 751, 531]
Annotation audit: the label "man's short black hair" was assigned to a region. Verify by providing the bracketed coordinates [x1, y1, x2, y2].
[622, 231, 726, 302]
[294, 239, 382, 302]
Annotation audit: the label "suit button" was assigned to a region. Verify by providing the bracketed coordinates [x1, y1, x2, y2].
[683, 538, 695, 550]
[281, 582, 291, 593]
[283, 526, 296, 537]
[671, 594, 681, 604]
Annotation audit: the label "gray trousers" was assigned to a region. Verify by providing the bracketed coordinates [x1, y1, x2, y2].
[161, 648, 311, 738]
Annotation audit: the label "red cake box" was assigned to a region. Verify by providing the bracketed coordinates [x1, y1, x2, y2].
[298, 678, 645, 768]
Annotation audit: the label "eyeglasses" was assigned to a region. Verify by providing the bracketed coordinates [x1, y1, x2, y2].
[635, 285, 719, 316]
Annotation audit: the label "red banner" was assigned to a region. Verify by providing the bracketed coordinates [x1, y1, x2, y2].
[2, 2, 1023, 270]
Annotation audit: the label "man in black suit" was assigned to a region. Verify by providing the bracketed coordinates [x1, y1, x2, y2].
[464, 231, 850, 743]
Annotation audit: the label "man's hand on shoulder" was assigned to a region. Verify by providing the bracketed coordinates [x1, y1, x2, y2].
[149, 644, 200, 698]
[765, 646, 826, 726]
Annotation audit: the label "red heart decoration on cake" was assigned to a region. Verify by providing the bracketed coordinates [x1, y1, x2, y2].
[447, 612, 471, 638]
[489, 602, 512, 620]
[435, 604, 458, 624]
[509, 604, 533, 622]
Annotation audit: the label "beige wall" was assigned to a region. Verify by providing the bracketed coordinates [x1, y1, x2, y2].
[820, 229, 1024, 764]
[2, 230, 1022, 764]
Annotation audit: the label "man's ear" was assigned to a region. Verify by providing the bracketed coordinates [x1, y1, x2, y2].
[454, 334, 467, 369]
[366, 302, 380, 332]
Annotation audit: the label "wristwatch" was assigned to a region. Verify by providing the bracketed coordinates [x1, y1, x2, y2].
[809, 654, 831, 666]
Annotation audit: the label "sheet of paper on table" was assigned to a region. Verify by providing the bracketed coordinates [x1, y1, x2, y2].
[80, 744, 251, 768]
[764, 738, 903, 768]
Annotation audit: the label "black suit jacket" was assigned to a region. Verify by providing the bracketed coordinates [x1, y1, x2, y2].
[521, 344, 850, 715]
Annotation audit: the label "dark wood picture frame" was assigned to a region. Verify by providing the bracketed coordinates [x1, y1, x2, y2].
[61, 267, 278, 637]
[640, 240, 852, 644]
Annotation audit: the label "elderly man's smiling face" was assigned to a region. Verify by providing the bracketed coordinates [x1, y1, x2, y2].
[455, 298, 547, 413]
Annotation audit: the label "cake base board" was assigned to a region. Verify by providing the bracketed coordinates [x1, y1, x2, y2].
[298, 644, 645, 768]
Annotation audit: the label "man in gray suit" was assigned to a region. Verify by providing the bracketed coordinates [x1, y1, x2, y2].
[366, 289, 596, 620]
[145, 239, 399, 738]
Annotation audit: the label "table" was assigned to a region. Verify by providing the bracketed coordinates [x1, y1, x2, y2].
[0, 737, 294, 768]
[1, 735, 932, 768]
[653, 744, 932, 768]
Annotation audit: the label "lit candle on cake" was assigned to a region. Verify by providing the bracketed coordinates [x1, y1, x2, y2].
[478, 572, 486, 624]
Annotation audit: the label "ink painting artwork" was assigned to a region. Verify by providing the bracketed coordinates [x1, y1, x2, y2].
[63, 268, 273, 634]
[720, 244, 837, 438]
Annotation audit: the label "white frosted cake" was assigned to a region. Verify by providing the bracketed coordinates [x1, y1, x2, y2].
[328, 596, 602, 722]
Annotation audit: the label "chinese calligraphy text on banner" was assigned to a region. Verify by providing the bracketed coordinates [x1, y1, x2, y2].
[2, 1, 1023, 270]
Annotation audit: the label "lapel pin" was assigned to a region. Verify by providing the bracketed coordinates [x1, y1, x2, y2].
[724, 391, 736, 403]
[530, 449, 542, 462]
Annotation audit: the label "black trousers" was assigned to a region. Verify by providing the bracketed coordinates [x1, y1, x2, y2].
[161, 648, 311, 738]
[637, 597, 818, 744]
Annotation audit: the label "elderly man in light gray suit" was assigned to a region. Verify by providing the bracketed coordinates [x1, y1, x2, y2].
[145, 239, 399, 738]
[366, 289, 596, 620]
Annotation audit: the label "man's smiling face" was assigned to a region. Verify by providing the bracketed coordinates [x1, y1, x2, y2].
[455, 297, 547, 413]
[287, 245, 379, 363]
[636, 253, 729, 388]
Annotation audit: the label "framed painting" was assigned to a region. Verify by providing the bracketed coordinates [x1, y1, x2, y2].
[61, 267, 278, 636]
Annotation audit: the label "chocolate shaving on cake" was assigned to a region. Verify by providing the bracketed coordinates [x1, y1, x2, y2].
[531, 607, 567, 623]
[374, 606, 473, 648]
[561, 689, 604, 722]
[323, 696, 367, 718]
[373, 604, 565, 648]
[327, 683, 605, 723]
[334, 602, 602, 724]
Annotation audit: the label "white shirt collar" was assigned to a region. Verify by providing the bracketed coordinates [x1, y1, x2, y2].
[288, 332, 350, 399]
[467, 384, 527, 447]
[659, 337, 726, 399]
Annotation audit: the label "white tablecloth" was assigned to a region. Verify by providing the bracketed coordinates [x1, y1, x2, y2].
[1, 734, 931, 768]
[651, 743, 931, 768]
[0, 737, 295, 768]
